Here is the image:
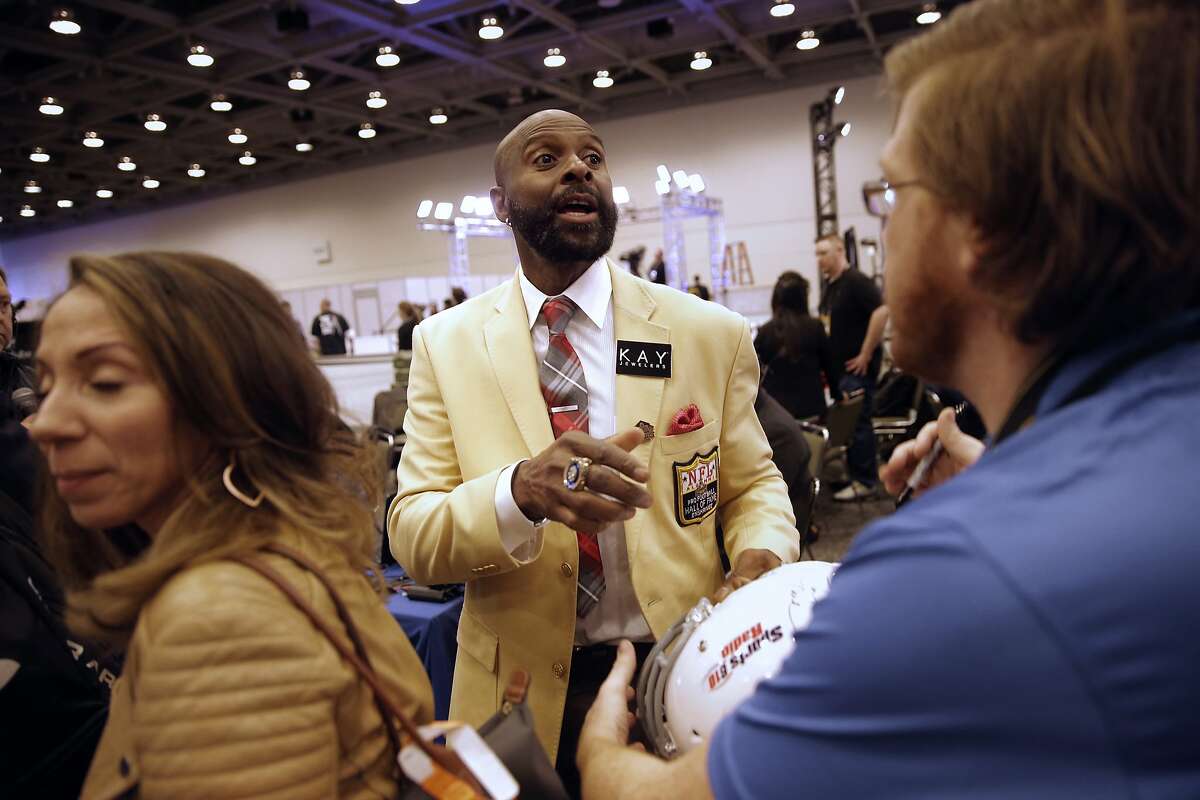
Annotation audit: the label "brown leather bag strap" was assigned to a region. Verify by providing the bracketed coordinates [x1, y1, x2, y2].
[228, 551, 471, 785]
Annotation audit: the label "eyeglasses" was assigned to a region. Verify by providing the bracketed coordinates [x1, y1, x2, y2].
[862, 178, 925, 217]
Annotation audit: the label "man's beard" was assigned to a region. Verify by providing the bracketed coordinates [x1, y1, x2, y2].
[508, 193, 618, 266]
[888, 257, 967, 387]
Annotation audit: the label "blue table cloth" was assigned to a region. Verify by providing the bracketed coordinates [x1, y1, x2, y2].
[384, 566, 462, 719]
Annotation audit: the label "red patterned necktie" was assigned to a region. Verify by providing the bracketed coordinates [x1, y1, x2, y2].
[538, 296, 605, 617]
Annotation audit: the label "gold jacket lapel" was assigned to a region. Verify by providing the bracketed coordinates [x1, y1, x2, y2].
[484, 275, 554, 458]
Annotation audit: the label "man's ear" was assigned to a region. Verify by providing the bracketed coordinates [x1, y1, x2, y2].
[953, 215, 984, 277]
[490, 186, 509, 224]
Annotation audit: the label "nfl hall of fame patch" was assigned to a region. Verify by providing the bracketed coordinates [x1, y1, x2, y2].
[673, 446, 719, 526]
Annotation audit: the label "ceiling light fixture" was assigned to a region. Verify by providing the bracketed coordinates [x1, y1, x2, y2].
[117, 156, 136, 171]
[142, 176, 160, 189]
[144, 113, 166, 132]
[39, 96, 64, 115]
[689, 174, 706, 193]
[366, 90, 387, 109]
[690, 51, 712, 70]
[24, 180, 41, 194]
[434, 202, 453, 220]
[82, 131, 104, 147]
[20, 205, 35, 218]
[57, 199, 74, 208]
[188, 44, 214, 67]
[416, 200, 433, 218]
[770, 0, 795, 17]
[239, 151, 256, 165]
[593, 69, 614, 88]
[30, 147, 50, 163]
[376, 45, 400, 67]
[96, 187, 114, 198]
[613, 186, 630, 205]
[209, 93, 232, 112]
[839, 121, 852, 137]
[917, 3, 942, 24]
[358, 122, 376, 139]
[288, 69, 310, 91]
[295, 141, 314, 152]
[796, 30, 820, 50]
[396, 0, 420, 4]
[832, 85, 845, 105]
[49, 8, 81, 35]
[228, 127, 248, 144]
[478, 15, 503, 40]
[544, 47, 565, 68]
[429, 107, 448, 125]
[188, 163, 206, 178]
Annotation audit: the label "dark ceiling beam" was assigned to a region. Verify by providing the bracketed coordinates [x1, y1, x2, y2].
[846, 0, 884, 63]
[673, 0, 783, 80]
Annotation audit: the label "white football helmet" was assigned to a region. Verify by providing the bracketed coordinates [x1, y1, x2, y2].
[636, 561, 837, 758]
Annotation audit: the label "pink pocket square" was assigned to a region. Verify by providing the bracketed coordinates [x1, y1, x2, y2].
[667, 403, 704, 435]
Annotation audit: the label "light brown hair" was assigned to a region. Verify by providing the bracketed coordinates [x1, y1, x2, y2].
[40, 252, 380, 645]
[885, 0, 1200, 351]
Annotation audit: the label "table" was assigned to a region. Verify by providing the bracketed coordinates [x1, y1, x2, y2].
[384, 566, 463, 718]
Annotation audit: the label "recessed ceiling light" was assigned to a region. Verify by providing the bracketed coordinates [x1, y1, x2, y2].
[144, 113, 166, 132]
[30, 147, 50, 163]
[917, 3, 942, 24]
[96, 187, 114, 198]
[544, 47, 566, 68]
[188, 44, 214, 67]
[429, 107, 448, 125]
[57, 199, 74, 208]
[49, 8, 80, 35]
[478, 15, 503, 40]
[82, 131, 104, 147]
[770, 0, 795, 17]
[188, 163, 206, 178]
[366, 90, 387, 109]
[24, 180, 41, 194]
[395, 0, 420, 4]
[210, 93, 232, 112]
[295, 141, 314, 152]
[690, 51, 712, 70]
[39, 96, 64, 115]
[118, 156, 136, 171]
[142, 176, 160, 189]
[228, 127, 248, 144]
[288, 69, 310, 91]
[239, 151, 256, 165]
[796, 30, 820, 50]
[376, 45, 400, 67]
[20, 205, 35, 218]
[358, 122, 376, 139]
[593, 70, 614, 88]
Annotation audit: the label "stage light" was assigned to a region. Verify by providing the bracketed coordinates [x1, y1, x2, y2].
[656, 164, 671, 183]
[366, 90, 387, 109]
[24, 181, 41, 194]
[833, 85, 845, 105]
[57, 199, 73, 208]
[475, 196, 494, 216]
[417, 200, 434, 218]
[238, 151, 256, 165]
[19, 205, 35, 218]
[29, 148, 50, 163]
[295, 141, 313, 152]
[460, 195, 477, 213]
[188, 163, 205, 178]
[655, 180, 670, 196]
[142, 177, 160, 188]
[40, 96, 64, 115]
[228, 128, 248, 144]
[144, 113, 166, 132]
[210, 93, 232, 112]
[690, 51, 712, 70]
[839, 121, 852, 137]
[672, 169, 689, 188]
[49, 9, 80, 35]
[188, 44, 214, 67]
[796, 30, 819, 50]
[429, 107, 448, 125]
[917, 3, 942, 24]
[434, 202, 453, 220]
[613, 186, 630, 205]
[478, 15, 503, 40]
[96, 187, 114, 198]
[358, 122, 376, 139]
[82, 131, 104, 147]
[288, 69, 310, 91]
[593, 70, 613, 88]
[770, 0, 795, 17]
[544, 47, 565, 68]
[688, 174, 705, 192]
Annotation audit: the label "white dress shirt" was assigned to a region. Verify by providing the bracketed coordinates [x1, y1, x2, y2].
[493, 258, 654, 645]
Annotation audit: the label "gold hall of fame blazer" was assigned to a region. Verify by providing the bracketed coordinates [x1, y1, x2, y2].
[388, 260, 799, 761]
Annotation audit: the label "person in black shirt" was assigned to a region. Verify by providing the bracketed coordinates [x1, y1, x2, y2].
[310, 298, 350, 356]
[0, 267, 35, 425]
[646, 248, 668, 284]
[396, 301, 421, 351]
[817, 234, 890, 500]
[688, 274, 712, 301]
[755, 272, 840, 420]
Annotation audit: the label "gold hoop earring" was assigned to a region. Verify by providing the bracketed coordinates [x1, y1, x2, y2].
[222, 453, 264, 509]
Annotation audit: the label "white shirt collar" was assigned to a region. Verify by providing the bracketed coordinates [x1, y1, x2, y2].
[517, 257, 611, 331]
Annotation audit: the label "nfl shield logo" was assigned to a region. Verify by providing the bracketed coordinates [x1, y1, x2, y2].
[673, 447, 719, 526]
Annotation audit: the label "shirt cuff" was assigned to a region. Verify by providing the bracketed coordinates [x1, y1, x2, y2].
[494, 460, 545, 564]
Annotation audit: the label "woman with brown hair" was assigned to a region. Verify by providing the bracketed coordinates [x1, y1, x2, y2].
[754, 272, 840, 421]
[29, 252, 434, 798]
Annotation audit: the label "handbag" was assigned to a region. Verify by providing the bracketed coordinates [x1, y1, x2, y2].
[232, 544, 567, 800]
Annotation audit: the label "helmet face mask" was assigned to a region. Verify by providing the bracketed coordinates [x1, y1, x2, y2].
[637, 561, 838, 757]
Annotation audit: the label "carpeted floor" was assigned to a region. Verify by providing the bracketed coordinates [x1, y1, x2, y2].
[804, 486, 897, 563]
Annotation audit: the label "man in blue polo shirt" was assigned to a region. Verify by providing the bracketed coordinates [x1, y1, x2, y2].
[575, 0, 1200, 797]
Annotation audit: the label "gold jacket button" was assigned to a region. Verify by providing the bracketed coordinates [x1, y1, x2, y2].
[560, 562, 574, 578]
[552, 661, 566, 679]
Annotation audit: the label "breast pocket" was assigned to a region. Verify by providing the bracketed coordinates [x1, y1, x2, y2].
[658, 419, 721, 527]
[658, 418, 720, 456]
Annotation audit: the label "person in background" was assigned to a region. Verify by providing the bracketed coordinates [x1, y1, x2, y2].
[687, 274, 711, 301]
[451, 286, 468, 306]
[0, 266, 35, 425]
[753, 387, 814, 539]
[396, 301, 421, 351]
[577, 0, 1200, 796]
[310, 298, 350, 356]
[31, 252, 433, 798]
[646, 248, 667, 284]
[755, 273, 840, 421]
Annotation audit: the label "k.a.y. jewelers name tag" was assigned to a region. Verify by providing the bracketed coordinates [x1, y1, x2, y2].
[616, 340, 671, 378]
